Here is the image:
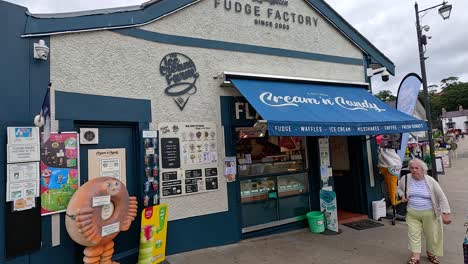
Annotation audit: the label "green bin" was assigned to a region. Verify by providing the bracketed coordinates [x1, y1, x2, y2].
[306, 211, 325, 233]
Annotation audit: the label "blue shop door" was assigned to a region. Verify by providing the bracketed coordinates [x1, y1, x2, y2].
[76, 122, 140, 264]
[76, 123, 141, 264]
[29, 122, 141, 264]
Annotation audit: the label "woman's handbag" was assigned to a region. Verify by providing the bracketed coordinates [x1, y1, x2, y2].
[396, 175, 408, 216]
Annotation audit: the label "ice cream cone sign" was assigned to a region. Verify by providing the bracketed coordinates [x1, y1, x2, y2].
[378, 148, 402, 207]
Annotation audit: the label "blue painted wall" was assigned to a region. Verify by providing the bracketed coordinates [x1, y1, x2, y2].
[0, 2, 50, 263]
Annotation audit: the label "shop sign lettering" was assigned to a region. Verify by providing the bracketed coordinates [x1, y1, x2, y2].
[259, 92, 386, 112]
[235, 102, 260, 120]
[160, 53, 199, 110]
[214, 0, 319, 31]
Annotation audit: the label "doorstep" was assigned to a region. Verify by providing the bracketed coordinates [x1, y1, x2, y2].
[337, 210, 368, 224]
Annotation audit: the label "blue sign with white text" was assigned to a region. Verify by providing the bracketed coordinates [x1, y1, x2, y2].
[231, 79, 427, 136]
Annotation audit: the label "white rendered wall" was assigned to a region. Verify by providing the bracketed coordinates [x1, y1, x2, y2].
[50, 0, 367, 220]
[442, 116, 468, 133]
[141, 0, 364, 61]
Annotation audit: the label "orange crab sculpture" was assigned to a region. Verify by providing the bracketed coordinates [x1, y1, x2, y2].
[65, 177, 138, 264]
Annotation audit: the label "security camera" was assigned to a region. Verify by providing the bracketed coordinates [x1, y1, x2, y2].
[381, 70, 390, 82]
[366, 67, 390, 82]
[34, 39, 49, 60]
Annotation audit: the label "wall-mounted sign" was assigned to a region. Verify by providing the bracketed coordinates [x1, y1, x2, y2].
[158, 122, 219, 197]
[160, 138, 180, 169]
[214, 0, 319, 31]
[40, 132, 80, 216]
[224, 156, 237, 183]
[88, 148, 126, 185]
[7, 127, 40, 145]
[160, 53, 199, 110]
[7, 144, 40, 164]
[79, 128, 99, 145]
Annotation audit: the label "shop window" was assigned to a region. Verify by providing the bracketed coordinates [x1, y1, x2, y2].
[236, 130, 309, 231]
[235, 131, 306, 177]
[446, 122, 455, 129]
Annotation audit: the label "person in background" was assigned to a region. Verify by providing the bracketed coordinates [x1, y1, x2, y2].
[398, 158, 451, 264]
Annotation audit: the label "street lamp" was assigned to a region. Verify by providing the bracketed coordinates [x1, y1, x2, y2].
[414, 1, 452, 181]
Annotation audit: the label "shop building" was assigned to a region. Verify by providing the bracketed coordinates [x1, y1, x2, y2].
[0, 0, 427, 263]
[441, 106, 468, 133]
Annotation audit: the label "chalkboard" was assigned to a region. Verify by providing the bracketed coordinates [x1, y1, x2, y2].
[162, 171, 178, 181]
[185, 178, 201, 194]
[205, 177, 219, 190]
[161, 138, 180, 169]
[205, 167, 218, 177]
[162, 180, 182, 196]
[185, 169, 202, 178]
[5, 198, 41, 258]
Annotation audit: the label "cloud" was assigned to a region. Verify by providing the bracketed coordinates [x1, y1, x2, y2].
[327, 0, 468, 94]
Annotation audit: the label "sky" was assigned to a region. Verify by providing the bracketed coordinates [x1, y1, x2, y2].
[6, 0, 467, 95]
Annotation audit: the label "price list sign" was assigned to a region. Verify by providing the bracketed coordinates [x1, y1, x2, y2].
[158, 122, 220, 197]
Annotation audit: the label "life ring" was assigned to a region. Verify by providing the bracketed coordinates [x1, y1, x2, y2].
[65, 177, 130, 247]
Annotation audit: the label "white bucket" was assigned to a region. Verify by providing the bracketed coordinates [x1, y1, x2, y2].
[372, 198, 387, 220]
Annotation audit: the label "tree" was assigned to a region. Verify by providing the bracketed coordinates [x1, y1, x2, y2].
[428, 84, 438, 94]
[375, 90, 396, 102]
[428, 77, 468, 126]
[440, 76, 460, 90]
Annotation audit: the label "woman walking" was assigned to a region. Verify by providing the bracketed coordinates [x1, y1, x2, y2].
[398, 158, 452, 264]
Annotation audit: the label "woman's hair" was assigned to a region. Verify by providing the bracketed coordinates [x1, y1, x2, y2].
[408, 158, 428, 174]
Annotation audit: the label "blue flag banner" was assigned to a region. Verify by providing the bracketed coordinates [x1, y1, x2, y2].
[395, 74, 423, 162]
[231, 78, 427, 136]
[40, 86, 51, 143]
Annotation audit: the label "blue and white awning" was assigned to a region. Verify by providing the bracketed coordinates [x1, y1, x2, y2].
[230, 79, 427, 136]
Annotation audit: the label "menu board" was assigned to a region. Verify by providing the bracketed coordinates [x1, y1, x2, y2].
[158, 122, 219, 197]
[161, 138, 180, 169]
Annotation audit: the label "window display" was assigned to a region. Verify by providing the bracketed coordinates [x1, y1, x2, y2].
[278, 173, 308, 197]
[236, 132, 309, 231]
[240, 177, 275, 203]
[236, 133, 306, 177]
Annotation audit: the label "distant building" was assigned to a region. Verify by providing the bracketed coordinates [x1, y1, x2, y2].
[441, 106, 468, 133]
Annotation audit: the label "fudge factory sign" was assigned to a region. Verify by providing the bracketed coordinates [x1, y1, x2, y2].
[214, 0, 319, 30]
[160, 53, 199, 110]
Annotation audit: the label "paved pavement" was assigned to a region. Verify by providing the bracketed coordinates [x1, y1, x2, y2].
[166, 140, 468, 264]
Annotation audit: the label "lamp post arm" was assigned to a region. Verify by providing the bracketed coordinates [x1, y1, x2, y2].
[418, 1, 447, 14]
[415, 2, 439, 181]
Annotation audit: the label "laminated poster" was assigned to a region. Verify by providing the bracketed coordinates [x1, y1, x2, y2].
[224, 156, 237, 183]
[6, 162, 40, 202]
[88, 148, 126, 185]
[138, 204, 168, 264]
[320, 190, 338, 232]
[158, 122, 219, 197]
[7, 127, 40, 145]
[40, 132, 80, 216]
